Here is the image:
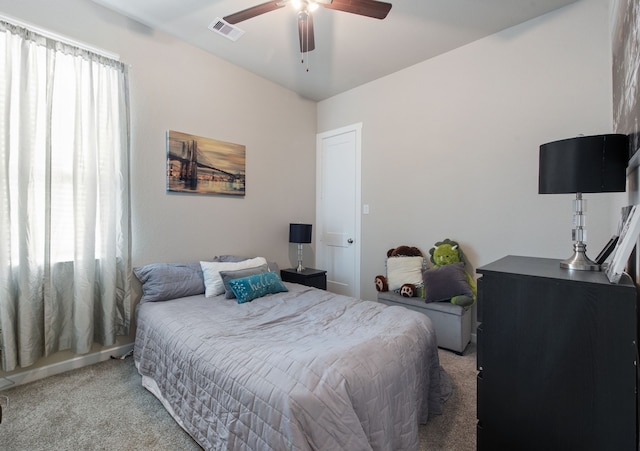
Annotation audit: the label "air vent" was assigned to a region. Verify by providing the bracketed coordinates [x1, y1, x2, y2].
[208, 18, 245, 42]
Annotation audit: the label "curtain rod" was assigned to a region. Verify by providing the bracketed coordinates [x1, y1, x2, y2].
[0, 12, 120, 61]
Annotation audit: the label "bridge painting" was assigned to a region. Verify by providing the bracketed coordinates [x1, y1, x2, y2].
[167, 130, 246, 196]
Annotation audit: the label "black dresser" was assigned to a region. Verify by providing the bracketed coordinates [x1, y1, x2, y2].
[476, 255, 638, 450]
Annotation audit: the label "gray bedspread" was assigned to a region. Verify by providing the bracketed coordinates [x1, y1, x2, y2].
[134, 282, 448, 451]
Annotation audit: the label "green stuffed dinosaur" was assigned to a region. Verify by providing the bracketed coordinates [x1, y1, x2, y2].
[428, 238, 476, 307]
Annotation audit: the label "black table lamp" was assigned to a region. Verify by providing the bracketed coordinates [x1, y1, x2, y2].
[539, 134, 628, 271]
[289, 223, 312, 272]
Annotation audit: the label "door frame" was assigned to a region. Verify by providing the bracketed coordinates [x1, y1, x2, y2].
[315, 123, 362, 299]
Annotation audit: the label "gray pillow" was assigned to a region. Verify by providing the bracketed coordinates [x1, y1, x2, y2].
[422, 262, 473, 303]
[213, 255, 251, 262]
[267, 261, 280, 274]
[219, 264, 269, 299]
[133, 262, 205, 302]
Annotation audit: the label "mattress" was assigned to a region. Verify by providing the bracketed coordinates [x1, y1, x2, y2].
[134, 282, 448, 450]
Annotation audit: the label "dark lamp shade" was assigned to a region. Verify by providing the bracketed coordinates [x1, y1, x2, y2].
[289, 223, 312, 244]
[538, 134, 628, 194]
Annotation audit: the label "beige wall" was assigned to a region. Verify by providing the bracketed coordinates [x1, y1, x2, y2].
[0, 0, 317, 376]
[318, 0, 626, 309]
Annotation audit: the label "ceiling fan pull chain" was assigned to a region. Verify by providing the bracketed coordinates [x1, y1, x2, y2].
[298, 9, 310, 72]
[305, 16, 310, 72]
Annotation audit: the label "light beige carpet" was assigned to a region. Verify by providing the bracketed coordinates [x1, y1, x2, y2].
[420, 344, 477, 451]
[0, 345, 476, 450]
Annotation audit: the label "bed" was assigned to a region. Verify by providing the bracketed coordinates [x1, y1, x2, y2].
[133, 259, 450, 450]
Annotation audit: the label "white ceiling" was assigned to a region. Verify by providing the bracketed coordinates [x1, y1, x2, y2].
[92, 0, 578, 101]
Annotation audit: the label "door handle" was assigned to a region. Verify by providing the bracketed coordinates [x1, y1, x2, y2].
[347, 238, 354, 244]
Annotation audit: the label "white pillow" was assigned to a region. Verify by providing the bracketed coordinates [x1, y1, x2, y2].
[386, 256, 424, 291]
[200, 257, 267, 297]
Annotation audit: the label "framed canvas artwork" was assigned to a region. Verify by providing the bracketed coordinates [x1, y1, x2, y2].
[166, 130, 246, 196]
[612, 0, 640, 161]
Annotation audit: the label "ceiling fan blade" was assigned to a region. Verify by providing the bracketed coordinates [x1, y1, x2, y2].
[298, 12, 315, 53]
[322, 0, 392, 19]
[224, 1, 286, 24]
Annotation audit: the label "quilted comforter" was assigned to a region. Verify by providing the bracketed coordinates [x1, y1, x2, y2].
[134, 282, 448, 451]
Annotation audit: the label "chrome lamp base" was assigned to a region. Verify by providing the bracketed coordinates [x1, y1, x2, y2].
[560, 242, 600, 271]
[296, 243, 305, 272]
[559, 193, 600, 271]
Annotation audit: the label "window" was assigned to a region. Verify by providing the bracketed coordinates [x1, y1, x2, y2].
[0, 19, 131, 371]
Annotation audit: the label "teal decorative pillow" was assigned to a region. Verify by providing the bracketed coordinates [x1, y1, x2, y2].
[219, 264, 269, 299]
[200, 257, 267, 297]
[229, 272, 288, 304]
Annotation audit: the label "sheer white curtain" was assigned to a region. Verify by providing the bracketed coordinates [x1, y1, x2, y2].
[0, 21, 131, 371]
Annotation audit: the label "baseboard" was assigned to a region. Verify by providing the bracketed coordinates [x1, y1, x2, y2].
[0, 343, 134, 391]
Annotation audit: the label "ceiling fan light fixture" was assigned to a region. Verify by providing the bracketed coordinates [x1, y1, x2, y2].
[291, 0, 319, 13]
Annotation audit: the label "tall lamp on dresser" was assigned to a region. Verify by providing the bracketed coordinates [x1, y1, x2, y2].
[477, 133, 637, 450]
[538, 133, 628, 271]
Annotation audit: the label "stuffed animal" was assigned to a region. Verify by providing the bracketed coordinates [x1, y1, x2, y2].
[374, 274, 389, 292]
[399, 283, 417, 297]
[375, 275, 417, 298]
[428, 238, 477, 307]
[387, 245, 422, 258]
[375, 245, 424, 297]
[429, 239, 463, 267]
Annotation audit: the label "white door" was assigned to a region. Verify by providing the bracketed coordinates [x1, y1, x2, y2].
[316, 123, 361, 298]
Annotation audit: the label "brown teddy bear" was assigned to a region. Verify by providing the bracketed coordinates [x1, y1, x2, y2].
[375, 245, 424, 297]
[387, 245, 422, 258]
[399, 283, 417, 297]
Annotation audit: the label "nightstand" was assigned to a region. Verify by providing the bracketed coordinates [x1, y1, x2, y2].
[280, 268, 327, 290]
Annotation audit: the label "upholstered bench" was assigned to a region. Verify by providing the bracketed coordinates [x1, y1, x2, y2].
[377, 291, 471, 354]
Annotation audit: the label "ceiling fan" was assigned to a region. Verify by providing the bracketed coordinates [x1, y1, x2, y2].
[223, 0, 392, 54]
